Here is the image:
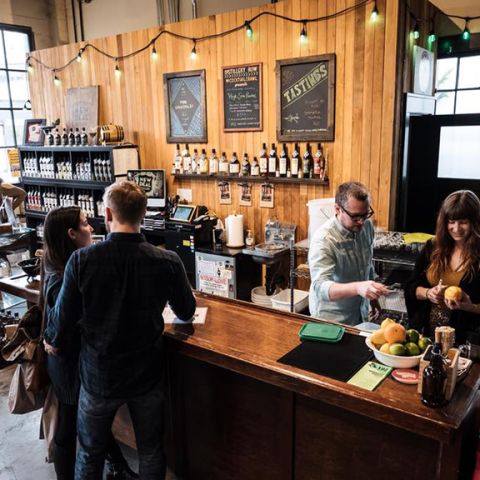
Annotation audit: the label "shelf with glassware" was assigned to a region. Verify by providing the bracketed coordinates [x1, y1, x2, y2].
[173, 173, 329, 185]
[18, 145, 139, 241]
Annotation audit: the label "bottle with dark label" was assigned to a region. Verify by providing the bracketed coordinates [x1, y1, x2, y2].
[279, 143, 289, 177]
[182, 144, 192, 173]
[229, 152, 240, 175]
[68, 128, 75, 146]
[75, 128, 81, 146]
[241, 153, 250, 176]
[313, 143, 323, 178]
[209, 148, 219, 175]
[62, 128, 69, 146]
[219, 152, 228, 175]
[291, 143, 300, 177]
[268, 143, 277, 176]
[251, 156, 259, 176]
[47, 129, 54, 146]
[302, 143, 312, 177]
[81, 127, 88, 146]
[259, 142, 268, 177]
[421, 343, 447, 407]
[54, 128, 61, 146]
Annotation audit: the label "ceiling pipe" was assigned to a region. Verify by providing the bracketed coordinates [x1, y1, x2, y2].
[192, 0, 198, 19]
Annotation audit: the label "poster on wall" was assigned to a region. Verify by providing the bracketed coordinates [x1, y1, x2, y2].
[223, 63, 262, 131]
[218, 181, 232, 204]
[260, 182, 274, 208]
[276, 54, 335, 142]
[66, 86, 99, 131]
[238, 182, 253, 206]
[164, 69, 207, 143]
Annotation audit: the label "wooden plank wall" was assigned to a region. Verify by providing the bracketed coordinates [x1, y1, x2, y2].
[29, 0, 399, 241]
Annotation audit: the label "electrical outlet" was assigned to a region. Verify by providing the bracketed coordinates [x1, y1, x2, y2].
[177, 188, 192, 203]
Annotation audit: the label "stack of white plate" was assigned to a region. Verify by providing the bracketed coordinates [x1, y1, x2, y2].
[251, 286, 278, 307]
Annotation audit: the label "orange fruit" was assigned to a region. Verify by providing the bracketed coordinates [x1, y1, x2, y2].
[384, 323, 406, 344]
[444, 286, 463, 302]
[381, 318, 395, 330]
[370, 329, 386, 347]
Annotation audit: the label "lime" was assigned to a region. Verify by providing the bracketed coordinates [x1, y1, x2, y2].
[406, 329, 420, 344]
[390, 343, 407, 356]
[418, 337, 433, 352]
[405, 342, 421, 356]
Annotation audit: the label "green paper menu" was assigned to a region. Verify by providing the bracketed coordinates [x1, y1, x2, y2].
[347, 361, 392, 391]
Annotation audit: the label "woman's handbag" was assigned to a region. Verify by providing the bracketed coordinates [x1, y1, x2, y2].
[8, 362, 46, 413]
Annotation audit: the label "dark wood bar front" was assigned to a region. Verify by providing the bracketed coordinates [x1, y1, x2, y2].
[1, 277, 478, 479]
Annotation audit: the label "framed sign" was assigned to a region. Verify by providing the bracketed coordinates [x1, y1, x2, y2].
[164, 69, 207, 143]
[66, 86, 99, 131]
[223, 63, 262, 131]
[23, 118, 46, 146]
[276, 54, 335, 142]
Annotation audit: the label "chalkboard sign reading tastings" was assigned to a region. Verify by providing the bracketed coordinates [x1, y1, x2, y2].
[223, 63, 262, 132]
[276, 54, 335, 142]
[163, 69, 207, 143]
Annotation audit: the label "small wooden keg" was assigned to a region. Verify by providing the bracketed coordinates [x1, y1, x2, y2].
[100, 124, 124, 143]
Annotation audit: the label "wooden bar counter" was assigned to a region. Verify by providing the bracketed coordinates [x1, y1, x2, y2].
[1, 276, 478, 479]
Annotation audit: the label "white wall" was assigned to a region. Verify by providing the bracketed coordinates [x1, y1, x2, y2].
[179, 0, 270, 20]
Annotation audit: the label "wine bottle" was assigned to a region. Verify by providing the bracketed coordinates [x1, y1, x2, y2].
[421, 343, 447, 407]
[219, 152, 229, 175]
[209, 148, 219, 175]
[199, 148, 209, 174]
[251, 156, 259, 176]
[313, 143, 323, 178]
[182, 144, 192, 174]
[302, 143, 312, 177]
[241, 153, 250, 176]
[268, 143, 277, 176]
[259, 142, 268, 177]
[291, 143, 300, 177]
[279, 143, 289, 177]
[229, 152, 240, 175]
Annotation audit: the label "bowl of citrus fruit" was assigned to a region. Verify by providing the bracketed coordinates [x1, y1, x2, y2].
[365, 318, 432, 368]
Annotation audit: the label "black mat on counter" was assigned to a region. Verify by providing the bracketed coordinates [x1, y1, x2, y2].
[278, 333, 373, 382]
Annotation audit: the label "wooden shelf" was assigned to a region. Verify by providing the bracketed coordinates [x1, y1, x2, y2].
[25, 210, 104, 224]
[22, 177, 110, 189]
[173, 173, 329, 186]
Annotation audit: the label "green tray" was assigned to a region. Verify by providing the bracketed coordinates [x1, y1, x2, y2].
[299, 323, 345, 343]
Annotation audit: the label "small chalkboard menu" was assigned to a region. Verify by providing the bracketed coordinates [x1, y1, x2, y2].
[223, 63, 262, 132]
[276, 54, 335, 142]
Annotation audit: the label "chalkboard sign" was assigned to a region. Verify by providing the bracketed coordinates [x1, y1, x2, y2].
[164, 69, 207, 143]
[223, 63, 262, 132]
[276, 54, 335, 142]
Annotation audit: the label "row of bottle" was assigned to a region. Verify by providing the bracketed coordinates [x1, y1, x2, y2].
[25, 188, 58, 212]
[22, 153, 42, 177]
[93, 157, 112, 182]
[47, 127, 89, 147]
[172, 143, 328, 180]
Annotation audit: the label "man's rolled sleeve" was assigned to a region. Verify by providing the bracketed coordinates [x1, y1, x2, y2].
[309, 237, 336, 303]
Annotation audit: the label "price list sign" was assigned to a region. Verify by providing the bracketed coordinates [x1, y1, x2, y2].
[223, 63, 262, 132]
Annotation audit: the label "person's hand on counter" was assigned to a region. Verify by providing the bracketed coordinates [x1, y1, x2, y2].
[356, 281, 390, 300]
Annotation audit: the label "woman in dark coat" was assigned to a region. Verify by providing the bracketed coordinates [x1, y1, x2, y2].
[404, 190, 480, 345]
[41, 206, 137, 480]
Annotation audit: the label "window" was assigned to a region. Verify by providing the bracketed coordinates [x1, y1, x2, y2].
[435, 54, 480, 115]
[0, 24, 33, 181]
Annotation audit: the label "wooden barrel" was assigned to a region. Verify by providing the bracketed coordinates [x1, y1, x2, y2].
[100, 124, 124, 143]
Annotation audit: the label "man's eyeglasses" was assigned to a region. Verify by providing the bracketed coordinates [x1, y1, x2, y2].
[340, 206, 374, 222]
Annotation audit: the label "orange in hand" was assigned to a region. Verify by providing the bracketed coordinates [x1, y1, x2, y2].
[383, 323, 406, 344]
[444, 286, 463, 303]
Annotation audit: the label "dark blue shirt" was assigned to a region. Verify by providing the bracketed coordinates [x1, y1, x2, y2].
[44, 232, 196, 399]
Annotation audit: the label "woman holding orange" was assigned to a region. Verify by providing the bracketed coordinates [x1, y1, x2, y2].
[404, 190, 480, 344]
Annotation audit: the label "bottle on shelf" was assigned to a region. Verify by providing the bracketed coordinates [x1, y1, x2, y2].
[218, 152, 229, 175]
[421, 343, 447, 407]
[313, 143, 323, 178]
[302, 143, 312, 178]
[229, 152, 240, 176]
[320, 147, 328, 181]
[182, 144, 192, 174]
[291, 143, 300, 178]
[259, 142, 268, 177]
[279, 143, 289, 178]
[251, 156, 259, 176]
[174, 144, 182, 174]
[268, 143, 277, 176]
[241, 153, 250, 176]
[75, 128, 82, 146]
[191, 148, 198, 174]
[209, 148, 219, 175]
[47, 129, 54, 146]
[62, 128, 69, 146]
[81, 127, 88, 146]
[199, 149, 209, 174]
[68, 128, 75, 146]
[54, 128, 61, 146]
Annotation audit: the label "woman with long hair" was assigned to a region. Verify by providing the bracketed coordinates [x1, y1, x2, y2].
[405, 190, 480, 344]
[41, 206, 137, 480]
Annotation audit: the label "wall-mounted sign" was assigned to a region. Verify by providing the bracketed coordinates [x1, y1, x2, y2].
[66, 86, 99, 131]
[223, 63, 262, 131]
[164, 69, 207, 143]
[276, 54, 335, 142]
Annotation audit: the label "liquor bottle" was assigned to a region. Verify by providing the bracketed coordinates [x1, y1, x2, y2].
[174, 144, 182, 174]
[209, 148, 219, 175]
[259, 142, 268, 177]
[229, 152, 240, 175]
[75, 128, 82, 146]
[251, 156, 259, 176]
[219, 152, 229, 175]
[291, 143, 300, 178]
[279, 143, 289, 177]
[47, 129, 54, 146]
[241, 153, 250, 176]
[191, 148, 198, 174]
[302, 143, 312, 177]
[62, 128, 69, 146]
[182, 144, 192, 174]
[68, 128, 75, 146]
[421, 343, 447, 407]
[313, 143, 323, 178]
[320, 147, 328, 181]
[53, 128, 61, 146]
[199, 148, 209, 174]
[268, 143, 277, 176]
[81, 127, 88, 146]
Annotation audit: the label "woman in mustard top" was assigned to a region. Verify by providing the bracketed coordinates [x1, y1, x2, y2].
[405, 190, 480, 344]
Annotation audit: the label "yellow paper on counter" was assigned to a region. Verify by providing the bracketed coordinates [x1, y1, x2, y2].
[402, 232, 434, 244]
[347, 361, 392, 391]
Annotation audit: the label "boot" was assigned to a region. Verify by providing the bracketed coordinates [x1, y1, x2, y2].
[53, 441, 76, 480]
[105, 460, 139, 479]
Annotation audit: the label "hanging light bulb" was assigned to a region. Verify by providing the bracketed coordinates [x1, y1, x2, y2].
[245, 21, 253, 38]
[191, 41, 197, 59]
[371, 2, 379, 22]
[413, 22, 420, 40]
[76, 50, 82, 62]
[428, 28, 436, 44]
[462, 19, 471, 41]
[114, 60, 121, 77]
[300, 22, 307, 43]
[27, 61, 33, 73]
[151, 46, 158, 60]
[53, 72, 61, 86]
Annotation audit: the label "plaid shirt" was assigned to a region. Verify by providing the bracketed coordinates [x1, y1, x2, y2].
[44, 232, 196, 399]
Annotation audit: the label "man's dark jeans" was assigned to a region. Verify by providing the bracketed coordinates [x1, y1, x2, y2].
[75, 382, 166, 480]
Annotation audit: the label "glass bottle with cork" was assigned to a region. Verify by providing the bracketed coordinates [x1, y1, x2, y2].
[279, 143, 289, 178]
[182, 144, 192, 174]
[229, 152, 240, 175]
[268, 143, 277, 176]
[209, 148, 219, 175]
[241, 153, 250, 176]
[219, 151, 228, 175]
[259, 142, 268, 177]
[291, 143, 300, 178]
[302, 143, 312, 178]
[421, 343, 447, 408]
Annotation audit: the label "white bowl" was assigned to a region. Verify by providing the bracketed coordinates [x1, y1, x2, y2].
[365, 336, 423, 368]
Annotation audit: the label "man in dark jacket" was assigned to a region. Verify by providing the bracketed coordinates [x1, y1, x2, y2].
[44, 181, 196, 479]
